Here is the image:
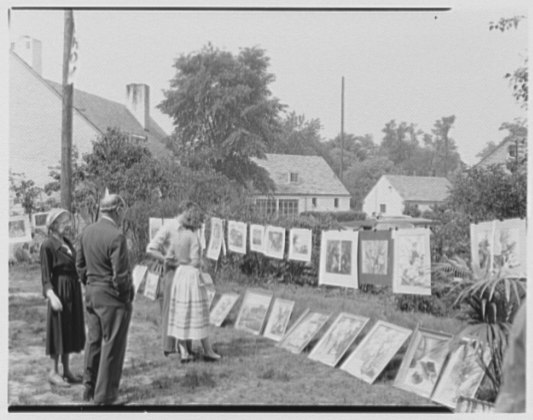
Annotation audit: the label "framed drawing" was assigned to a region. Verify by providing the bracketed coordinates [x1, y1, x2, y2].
[209, 292, 240, 327]
[148, 217, 164, 242]
[264, 225, 286, 259]
[470, 221, 495, 276]
[358, 230, 393, 286]
[143, 270, 161, 300]
[340, 320, 412, 384]
[318, 230, 359, 289]
[200, 272, 214, 286]
[206, 288, 216, 309]
[278, 311, 330, 354]
[234, 290, 273, 335]
[9, 215, 32, 243]
[132, 264, 149, 293]
[431, 337, 492, 409]
[493, 218, 527, 278]
[392, 228, 431, 295]
[32, 211, 49, 235]
[250, 224, 265, 253]
[308, 312, 370, 367]
[227, 220, 247, 254]
[263, 298, 295, 341]
[206, 217, 224, 260]
[288, 228, 312, 262]
[393, 328, 453, 398]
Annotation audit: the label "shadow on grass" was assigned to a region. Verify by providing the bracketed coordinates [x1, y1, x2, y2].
[215, 336, 272, 358]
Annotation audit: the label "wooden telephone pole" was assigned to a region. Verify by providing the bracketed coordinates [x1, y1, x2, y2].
[340, 76, 345, 182]
[61, 10, 74, 211]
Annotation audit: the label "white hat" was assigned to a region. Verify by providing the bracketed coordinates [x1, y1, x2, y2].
[46, 208, 70, 229]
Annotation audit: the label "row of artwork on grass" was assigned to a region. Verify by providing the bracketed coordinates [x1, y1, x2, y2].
[132, 266, 493, 412]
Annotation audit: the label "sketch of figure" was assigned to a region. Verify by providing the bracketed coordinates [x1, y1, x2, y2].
[268, 231, 283, 252]
[493, 228, 520, 270]
[362, 240, 388, 275]
[400, 239, 425, 286]
[406, 336, 449, 389]
[252, 228, 263, 246]
[264, 298, 295, 341]
[210, 293, 238, 326]
[326, 240, 351, 274]
[229, 227, 243, 248]
[478, 233, 491, 272]
[282, 313, 329, 353]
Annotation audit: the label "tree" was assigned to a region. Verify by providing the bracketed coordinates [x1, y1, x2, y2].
[269, 112, 324, 156]
[324, 133, 376, 176]
[476, 141, 499, 160]
[378, 120, 420, 173]
[9, 172, 43, 217]
[158, 44, 285, 191]
[427, 115, 462, 176]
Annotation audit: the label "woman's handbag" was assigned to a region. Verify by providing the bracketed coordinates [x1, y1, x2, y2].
[144, 264, 163, 300]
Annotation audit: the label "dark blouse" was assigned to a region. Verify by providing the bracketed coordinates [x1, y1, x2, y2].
[40, 236, 78, 298]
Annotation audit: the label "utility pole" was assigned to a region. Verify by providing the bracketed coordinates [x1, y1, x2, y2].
[61, 10, 74, 211]
[340, 76, 345, 182]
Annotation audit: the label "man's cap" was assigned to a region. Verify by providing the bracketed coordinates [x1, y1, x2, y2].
[100, 194, 126, 212]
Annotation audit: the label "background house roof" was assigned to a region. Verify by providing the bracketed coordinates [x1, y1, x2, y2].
[251, 153, 350, 196]
[384, 175, 451, 202]
[45, 80, 169, 157]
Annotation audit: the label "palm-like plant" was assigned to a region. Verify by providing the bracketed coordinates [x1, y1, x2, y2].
[432, 256, 526, 394]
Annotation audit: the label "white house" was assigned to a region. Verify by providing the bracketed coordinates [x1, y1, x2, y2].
[476, 137, 526, 169]
[362, 175, 451, 217]
[250, 154, 351, 216]
[9, 36, 168, 194]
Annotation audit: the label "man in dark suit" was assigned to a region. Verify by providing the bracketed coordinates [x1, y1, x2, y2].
[76, 194, 133, 405]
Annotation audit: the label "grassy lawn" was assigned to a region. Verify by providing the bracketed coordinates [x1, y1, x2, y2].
[8, 264, 471, 409]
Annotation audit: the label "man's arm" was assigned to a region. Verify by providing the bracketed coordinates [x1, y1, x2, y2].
[75, 233, 88, 285]
[110, 233, 132, 300]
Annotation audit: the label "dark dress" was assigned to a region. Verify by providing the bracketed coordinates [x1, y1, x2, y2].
[40, 236, 85, 356]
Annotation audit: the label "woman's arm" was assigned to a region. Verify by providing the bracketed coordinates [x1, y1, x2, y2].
[146, 224, 169, 263]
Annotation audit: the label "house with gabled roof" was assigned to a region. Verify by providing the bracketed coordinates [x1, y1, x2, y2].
[475, 137, 526, 169]
[362, 174, 451, 217]
[9, 36, 168, 194]
[250, 153, 351, 216]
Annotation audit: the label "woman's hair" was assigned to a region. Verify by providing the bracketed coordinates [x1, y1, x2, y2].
[181, 205, 205, 231]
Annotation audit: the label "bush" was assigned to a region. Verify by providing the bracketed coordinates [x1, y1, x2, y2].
[300, 210, 366, 222]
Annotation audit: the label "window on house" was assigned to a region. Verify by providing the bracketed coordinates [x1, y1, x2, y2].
[279, 199, 299, 217]
[334, 198, 339, 208]
[508, 144, 517, 158]
[289, 172, 299, 183]
[380, 204, 386, 213]
[312, 197, 317, 208]
[256, 199, 277, 215]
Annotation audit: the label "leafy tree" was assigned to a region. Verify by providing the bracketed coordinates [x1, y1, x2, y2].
[378, 120, 421, 172]
[9, 171, 43, 216]
[324, 133, 376, 176]
[476, 140, 499, 160]
[427, 116, 462, 176]
[269, 112, 324, 156]
[158, 44, 284, 191]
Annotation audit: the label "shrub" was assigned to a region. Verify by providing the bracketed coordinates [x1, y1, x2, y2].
[300, 210, 366, 222]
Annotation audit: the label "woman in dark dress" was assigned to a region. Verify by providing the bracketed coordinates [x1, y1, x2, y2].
[40, 208, 85, 386]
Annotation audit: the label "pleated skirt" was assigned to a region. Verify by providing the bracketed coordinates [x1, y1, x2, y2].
[167, 265, 209, 340]
[45, 274, 86, 356]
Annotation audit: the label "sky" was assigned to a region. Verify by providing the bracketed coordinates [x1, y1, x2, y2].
[6, 1, 529, 166]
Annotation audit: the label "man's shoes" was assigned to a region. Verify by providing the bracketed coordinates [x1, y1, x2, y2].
[82, 386, 94, 402]
[95, 396, 129, 406]
[203, 352, 222, 362]
[48, 373, 70, 387]
[64, 373, 83, 384]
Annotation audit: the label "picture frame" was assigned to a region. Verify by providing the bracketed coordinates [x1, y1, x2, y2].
[206, 288, 216, 309]
[200, 272, 214, 286]
[392, 228, 431, 295]
[318, 230, 359, 289]
[209, 292, 240, 327]
[143, 270, 161, 300]
[206, 217, 224, 261]
[358, 230, 393, 287]
[227, 220, 247, 254]
[263, 297, 295, 342]
[9, 215, 32, 243]
[431, 337, 492, 409]
[250, 224, 265, 253]
[278, 311, 330, 354]
[32, 211, 49, 235]
[234, 289, 273, 335]
[393, 328, 453, 398]
[264, 225, 286, 259]
[132, 264, 149, 293]
[340, 320, 412, 384]
[308, 312, 370, 367]
[493, 218, 527, 278]
[288, 228, 313, 262]
[470, 220, 495, 276]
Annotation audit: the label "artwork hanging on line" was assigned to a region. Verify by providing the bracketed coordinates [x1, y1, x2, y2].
[32, 211, 49, 236]
[431, 337, 492, 409]
[234, 290, 273, 335]
[470, 220, 495, 276]
[308, 312, 370, 367]
[132, 264, 149, 293]
[250, 224, 265, 254]
[278, 310, 330, 354]
[209, 293, 240, 327]
[340, 320, 412, 384]
[392, 228, 431, 295]
[318, 230, 359, 289]
[492, 218, 527, 278]
[263, 297, 295, 342]
[9, 215, 32, 243]
[393, 328, 453, 398]
[358, 230, 393, 287]
[206, 217, 224, 260]
[227, 220, 247, 254]
[288, 228, 313, 262]
[264, 225, 286, 259]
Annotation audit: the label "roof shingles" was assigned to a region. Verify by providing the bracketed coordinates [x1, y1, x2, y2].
[385, 175, 451, 202]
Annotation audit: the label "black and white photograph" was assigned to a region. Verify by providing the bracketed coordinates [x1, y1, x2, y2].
[6, 1, 528, 411]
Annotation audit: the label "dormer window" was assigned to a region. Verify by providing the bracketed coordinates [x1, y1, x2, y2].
[289, 172, 298, 183]
[508, 144, 517, 158]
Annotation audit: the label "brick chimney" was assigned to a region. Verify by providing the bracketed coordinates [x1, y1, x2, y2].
[11, 36, 42, 76]
[125, 83, 150, 130]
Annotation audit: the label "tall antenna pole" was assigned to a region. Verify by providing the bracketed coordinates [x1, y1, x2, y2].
[61, 10, 74, 211]
[340, 76, 345, 182]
